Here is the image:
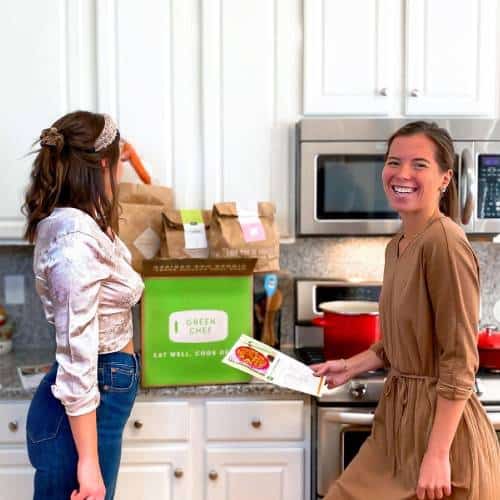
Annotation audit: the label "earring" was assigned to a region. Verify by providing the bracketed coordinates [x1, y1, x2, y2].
[441, 186, 447, 193]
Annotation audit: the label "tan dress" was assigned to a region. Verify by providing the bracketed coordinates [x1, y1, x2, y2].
[325, 216, 500, 500]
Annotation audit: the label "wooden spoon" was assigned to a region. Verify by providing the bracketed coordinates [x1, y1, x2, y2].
[261, 289, 283, 347]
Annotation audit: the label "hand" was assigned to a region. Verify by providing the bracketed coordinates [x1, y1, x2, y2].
[70, 457, 106, 500]
[311, 359, 352, 389]
[416, 451, 452, 499]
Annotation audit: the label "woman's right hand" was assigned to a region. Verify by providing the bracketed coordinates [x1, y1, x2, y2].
[70, 457, 106, 500]
[311, 359, 352, 389]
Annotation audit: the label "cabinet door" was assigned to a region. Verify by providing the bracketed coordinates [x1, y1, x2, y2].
[304, 0, 399, 115]
[0, 449, 34, 500]
[405, 0, 497, 115]
[206, 448, 303, 500]
[115, 447, 190, 500]
[1, 2, 95, 241]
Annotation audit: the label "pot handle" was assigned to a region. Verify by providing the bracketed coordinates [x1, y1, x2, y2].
[312, 317, 328, 328]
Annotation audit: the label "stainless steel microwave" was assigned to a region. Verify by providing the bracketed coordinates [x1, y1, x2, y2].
[297, 118, 500, 235]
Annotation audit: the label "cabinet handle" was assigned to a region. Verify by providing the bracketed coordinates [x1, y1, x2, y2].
[133, 420, 143, 429]
[251, 418, 262, 429]
[379, 87, 389, 96]
[8, 420, 18, 432]
[208, 470, 219, 481]
[174, 468, 183, 479]
[410, 88, 420, 98]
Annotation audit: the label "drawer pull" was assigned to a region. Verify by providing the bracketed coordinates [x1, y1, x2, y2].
[8, 420, 19, 432]
[208, 470, 218, 481]
[251, 418, 262, 429]
[133, 420, 143, 429]
[174, 468, 183, 479]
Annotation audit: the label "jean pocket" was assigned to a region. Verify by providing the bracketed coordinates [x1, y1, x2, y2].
[27, 381, 65, 444]
[100, 362, 135, 393]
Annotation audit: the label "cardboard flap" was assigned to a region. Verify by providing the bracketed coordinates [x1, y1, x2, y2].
[213, 202, 276, 218]
[142, 258, 257, 277]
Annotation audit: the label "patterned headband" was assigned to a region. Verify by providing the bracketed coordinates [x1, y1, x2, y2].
[94, 114, 119, 152]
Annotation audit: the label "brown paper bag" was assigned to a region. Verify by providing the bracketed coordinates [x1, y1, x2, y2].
[209, 202, 279, 273]
[161, 209, 212, 259]
[118, 182, 174, 273]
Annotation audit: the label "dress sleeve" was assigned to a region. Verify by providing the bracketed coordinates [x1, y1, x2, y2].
[369, 339, 390, 368]
[424, 225, 480, 400]
[46, 232, 111, 416]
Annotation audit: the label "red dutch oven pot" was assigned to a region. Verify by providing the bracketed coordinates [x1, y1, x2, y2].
[312, 301, 380, 361]
[478, 325, 500, 370]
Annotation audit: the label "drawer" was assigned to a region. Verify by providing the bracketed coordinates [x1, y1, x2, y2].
[0, 402, 30, 444]
[123, 401, 190, 442]
[206, 400, 304, 441]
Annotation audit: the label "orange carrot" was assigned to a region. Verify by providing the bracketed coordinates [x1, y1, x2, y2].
[122, 142, 152, 184]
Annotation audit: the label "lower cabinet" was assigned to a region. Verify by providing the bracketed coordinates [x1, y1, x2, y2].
[115, 447, 189, 500]
[0, 396, 311, 500]
[0, 448, 34, 500]
[205, 448, 304, 500]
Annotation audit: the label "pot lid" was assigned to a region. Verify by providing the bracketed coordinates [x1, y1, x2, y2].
[478, 327, 500, 349]
[319, 300, 379, 315]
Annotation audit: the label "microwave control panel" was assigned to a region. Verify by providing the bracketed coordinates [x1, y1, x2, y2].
[478, 155, 500, 219]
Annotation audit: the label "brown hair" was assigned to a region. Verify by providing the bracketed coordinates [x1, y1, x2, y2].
[23, 111, 121, 243]
[385, 121, 458, 222]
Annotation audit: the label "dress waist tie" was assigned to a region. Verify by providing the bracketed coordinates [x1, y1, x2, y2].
[383, 369, 438, 475]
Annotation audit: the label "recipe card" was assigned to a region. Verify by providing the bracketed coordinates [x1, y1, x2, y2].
[223, 334, 324, 397]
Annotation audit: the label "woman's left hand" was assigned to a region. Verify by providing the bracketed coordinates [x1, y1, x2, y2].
[416, 451, 452, 499]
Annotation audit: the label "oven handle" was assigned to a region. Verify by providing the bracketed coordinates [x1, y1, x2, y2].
[460, 148, 474, 225]
[324, 411, 374, 425]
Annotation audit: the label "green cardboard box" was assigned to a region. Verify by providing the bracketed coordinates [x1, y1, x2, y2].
[141, 258, 256, 387]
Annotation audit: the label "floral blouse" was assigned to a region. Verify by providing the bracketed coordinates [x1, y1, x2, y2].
[34, 207, 144, 416]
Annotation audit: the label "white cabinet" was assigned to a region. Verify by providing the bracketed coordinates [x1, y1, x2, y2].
[115, 447, 189, 500]
[0, 402, 33, 500]
[304, 0, 399, 115]
[206, 448, 304, 500]
[405, 0, 497, 115]
[304, 0, 498, 117]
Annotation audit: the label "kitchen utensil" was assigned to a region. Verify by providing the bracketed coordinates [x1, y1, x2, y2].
[312, 301, 380, 360]
[478, 324, 500, 370]
[261, 274, 281, 347]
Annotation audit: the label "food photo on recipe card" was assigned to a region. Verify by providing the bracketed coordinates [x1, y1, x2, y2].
[223, 334, 325, 397]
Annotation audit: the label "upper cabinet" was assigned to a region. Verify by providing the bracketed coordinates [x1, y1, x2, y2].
[304, 0, 399, 115]
[405, 0, 497, 115]
[304, 0, 498, 117]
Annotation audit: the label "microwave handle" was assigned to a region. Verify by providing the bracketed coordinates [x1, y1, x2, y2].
[324, 411, 374, 425]
[460, 148, 474, 225]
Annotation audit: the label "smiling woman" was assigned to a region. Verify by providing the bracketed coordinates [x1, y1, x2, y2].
[312, 121, 500, 500]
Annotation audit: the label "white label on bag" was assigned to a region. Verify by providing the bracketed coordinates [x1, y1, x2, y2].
[169, 310, 228, 343]
[236, 202, 266, 243]
[133, 227, 161, 259]
[183, 222, 208, 249]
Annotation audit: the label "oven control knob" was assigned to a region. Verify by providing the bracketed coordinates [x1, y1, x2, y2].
[350, 382, 367, 399]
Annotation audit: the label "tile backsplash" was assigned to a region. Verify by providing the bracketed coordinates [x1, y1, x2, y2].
[1, 238, 499, 351]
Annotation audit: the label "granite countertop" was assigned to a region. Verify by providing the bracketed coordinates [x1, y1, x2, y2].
[0, 347, 305, 400]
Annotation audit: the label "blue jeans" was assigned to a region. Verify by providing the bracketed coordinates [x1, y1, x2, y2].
[26, 351, 139, 500]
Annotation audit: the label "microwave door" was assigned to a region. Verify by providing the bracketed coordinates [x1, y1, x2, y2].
[453, 142, 475, 233]
[472, 142, 500, 234]
[299, 141, 400, 235]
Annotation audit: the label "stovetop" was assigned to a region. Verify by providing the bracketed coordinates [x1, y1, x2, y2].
[296, 347, 500, 406]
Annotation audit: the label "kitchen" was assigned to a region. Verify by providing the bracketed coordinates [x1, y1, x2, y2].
[2, 1, 500, 500]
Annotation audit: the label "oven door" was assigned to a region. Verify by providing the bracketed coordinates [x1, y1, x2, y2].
[317, 407, 374, 497]
[299, 142, 400, 235]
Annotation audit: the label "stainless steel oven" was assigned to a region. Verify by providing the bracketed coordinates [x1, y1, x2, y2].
[316, 404, 500, 499]
[297, 118, 500, 235]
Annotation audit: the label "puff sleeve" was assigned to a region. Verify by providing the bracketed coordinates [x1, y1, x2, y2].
[46, 232, 111, 415]
[424, 224, 480, 400]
